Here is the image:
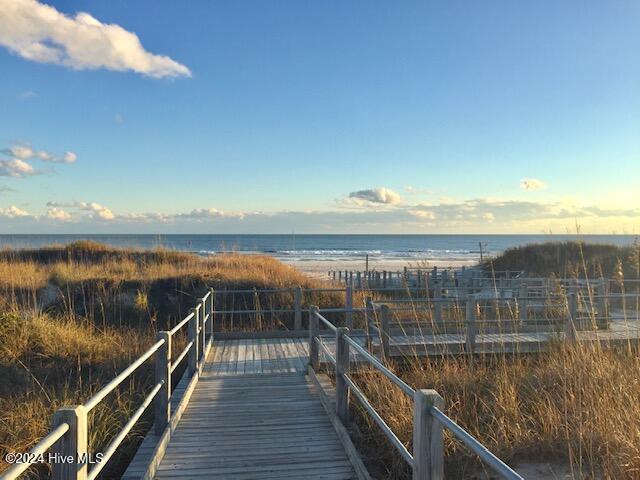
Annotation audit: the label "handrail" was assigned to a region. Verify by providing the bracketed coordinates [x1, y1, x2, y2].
[84, 338, 165, 411]
[170, 340, 194, 374]
[87, 381, 164, 480]
[309, 305, 522, 479]
[170, 311, 194, 335]
[316, 312, 337, 333]
[342, 373, 413, 464]
[430, 407, 523, 480]
[5, 289, 215, 480]
[342, 334, 414, 397]
[316, 337, 336, 365]
[1, 423, 69, 478]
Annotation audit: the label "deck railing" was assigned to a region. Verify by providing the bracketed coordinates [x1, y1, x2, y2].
[308, 307, 524, 480]
[2, 290, 215, 480]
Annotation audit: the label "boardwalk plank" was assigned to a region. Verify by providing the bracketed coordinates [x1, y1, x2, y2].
[152, 338, 361, 479]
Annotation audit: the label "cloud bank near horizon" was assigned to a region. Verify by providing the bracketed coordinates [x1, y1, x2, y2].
[1, 196, 638, 234]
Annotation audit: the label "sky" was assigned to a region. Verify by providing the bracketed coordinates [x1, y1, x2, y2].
[0, 0, 639, 234]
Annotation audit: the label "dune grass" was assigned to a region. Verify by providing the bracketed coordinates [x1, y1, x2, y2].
[0, 242, 338, 477]
[482, 240, 639, 279]
[351, 341, 640, 479]
[344, 241, 640, 479]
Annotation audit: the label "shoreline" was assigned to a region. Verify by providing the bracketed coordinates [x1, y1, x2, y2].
[276, 257, 479, 279]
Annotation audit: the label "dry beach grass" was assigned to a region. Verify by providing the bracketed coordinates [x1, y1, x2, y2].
[2, 240, 640, 478]
[0, 241, 341, 477]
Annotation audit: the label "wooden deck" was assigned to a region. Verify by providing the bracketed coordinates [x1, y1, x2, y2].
[150, 339, 361, 479]
[125, 316, 640, 479]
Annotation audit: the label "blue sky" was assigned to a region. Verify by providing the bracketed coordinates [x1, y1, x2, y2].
[0, 0, 639, 233]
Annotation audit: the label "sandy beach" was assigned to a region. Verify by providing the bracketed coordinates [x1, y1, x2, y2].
[280, 257, 479, 279]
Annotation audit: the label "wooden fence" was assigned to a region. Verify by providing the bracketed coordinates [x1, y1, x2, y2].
[308, 308, 524, 480]
[2, 290, 216, 480]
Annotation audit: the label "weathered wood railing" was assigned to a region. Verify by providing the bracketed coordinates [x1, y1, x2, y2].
[308, 307, 524, 480]
[2, 290, 215, 480]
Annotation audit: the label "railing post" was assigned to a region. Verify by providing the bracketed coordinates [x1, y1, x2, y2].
[336, 327, 351, 424]
[365, 296, 373, 351]
[309, 306, 320, 371]
[188, 307, 199, 375]
[565, 292, 577, 342]
[294, 286, 302, 330]
[597, 277, 609, 330]
[200, 300, 206, 357]
[209, 288, 215, 338]
[413, 389, 444, 480]
[433, 282, 442, 323]
[518, 283, 528, 322]
[380, 304, 391, 361]
[465, 294, 476, 354]
[345, 282, 353, 329]
[52, 405, 88, 480]
[155, 331, 171, 435]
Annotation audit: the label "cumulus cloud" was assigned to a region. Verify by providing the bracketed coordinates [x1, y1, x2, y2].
[0, 158, 37, 177]
[0, 205, 31, 218]
[175, 208, 229, 219]
[0, 0, 191, 78]
[520, 178, 547, 191]
[408, 209, 436, 220]
[1, 142, 77, 166]
[45, 207, 71, 221]
[346, 187, 402, 206]
[47, 201, 114, 220]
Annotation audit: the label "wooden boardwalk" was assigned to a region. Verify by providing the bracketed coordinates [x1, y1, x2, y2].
[147, 339, 362, 479]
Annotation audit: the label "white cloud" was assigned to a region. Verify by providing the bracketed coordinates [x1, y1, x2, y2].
[520, 178, 547, 191]
[346, 187, 402, 206]
[62, 152, 77, 164]
[408, 209, 436, 220]
[45, 207, 71, 221]
[482, 212, 496, 222]
[174, 208, 244, 220]
[47, 201, 114, 220]
[1, 142, 78, 164]
[0, 158, 37, 177]
[0, 205, 31, 218]
[0, 0, 191, 78]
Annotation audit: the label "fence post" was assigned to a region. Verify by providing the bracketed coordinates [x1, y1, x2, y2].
[566, 292, 577, 342]
[209, 288, 215, 337]
[345, 282, 353, 329]
[357, 271, 362, 289]
[309, 306, 320, 371]
[52, 405, 88, 480]
[413, 389, 444, 480]
[294, 286, 302, 330]
[380, 304, 391, 361]
[365, 296, 374, 351]
[188, 307, 199, 375]
[597, 277, 609, 329]
[200, 300, 206, 357]
[433, 282, 442, 323]
[518, 283, 528, 322]
[465, 294, 476, 354]
[155, 331, 171, 435]
[336, 327, 351, 424]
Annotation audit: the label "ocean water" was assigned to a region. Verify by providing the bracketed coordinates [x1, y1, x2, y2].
[0, 234, 635, 264]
